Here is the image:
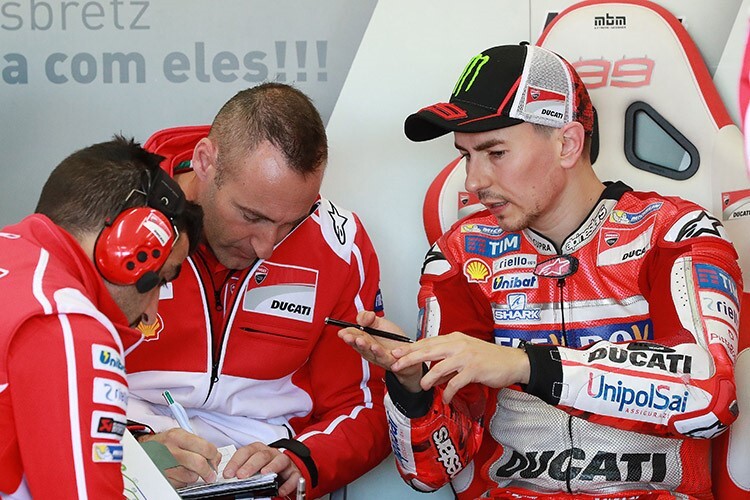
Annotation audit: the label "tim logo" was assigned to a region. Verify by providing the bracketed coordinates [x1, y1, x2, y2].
[594, 13, 626, 28]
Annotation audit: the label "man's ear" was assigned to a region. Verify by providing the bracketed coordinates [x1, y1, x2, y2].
[559, 121, 585, 169]
[192, 137, 218, 182]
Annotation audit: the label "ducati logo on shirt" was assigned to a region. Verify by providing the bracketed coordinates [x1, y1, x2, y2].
[597, 220, 654, 266]
[603, 232, 619, 246]
[137, 313, 164, 342]
[0, 268, 8, 279]
[493, 448, 668, 483]
[254, 265, 269, 285]
[243, 262, 318, 323]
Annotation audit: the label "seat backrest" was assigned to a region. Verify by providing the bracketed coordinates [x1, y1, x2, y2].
[422, 1, 750, 497]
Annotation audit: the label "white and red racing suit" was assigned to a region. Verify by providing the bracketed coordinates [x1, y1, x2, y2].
[0, 215, 141, 499]
[125, 126, 390, 498]
[385, 182, 741, 499]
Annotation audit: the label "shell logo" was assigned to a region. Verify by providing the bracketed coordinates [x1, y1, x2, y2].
[463, 258, 491, 283]
[137, 313, 164, 342]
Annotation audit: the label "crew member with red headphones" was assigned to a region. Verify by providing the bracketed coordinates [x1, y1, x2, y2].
[0, 136, 203, 499]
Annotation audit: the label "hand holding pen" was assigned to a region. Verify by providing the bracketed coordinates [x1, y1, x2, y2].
[334, 311, 425, 394]
[162, 390, 219, 481]
[325, 317, 413, 343]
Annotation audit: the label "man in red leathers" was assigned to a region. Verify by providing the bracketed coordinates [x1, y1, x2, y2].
[0, 137, 201, 498]
[125, 83, 390, 498]
[339, 44, 742, 499]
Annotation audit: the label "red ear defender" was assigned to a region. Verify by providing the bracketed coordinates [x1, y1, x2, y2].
[95, 207, 176, 293]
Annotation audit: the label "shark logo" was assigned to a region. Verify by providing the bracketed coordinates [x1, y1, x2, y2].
[328, 204, 348, 245]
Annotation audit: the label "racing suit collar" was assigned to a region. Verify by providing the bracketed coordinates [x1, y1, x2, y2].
[523, 181, 633, 255]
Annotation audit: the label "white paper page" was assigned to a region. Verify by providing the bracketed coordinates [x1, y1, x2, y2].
[121, 430, 181, 500]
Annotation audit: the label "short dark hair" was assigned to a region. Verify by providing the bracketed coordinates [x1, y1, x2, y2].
[209, 83, 328, 185]
[35, 135, 203, 253]
[531, 122, 592, 160]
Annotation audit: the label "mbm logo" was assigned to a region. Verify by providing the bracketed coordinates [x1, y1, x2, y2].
[453, 53, 489, 95]
[594, 13, 626, 28]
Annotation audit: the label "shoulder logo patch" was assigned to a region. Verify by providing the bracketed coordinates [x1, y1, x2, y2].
[328, 204, 348, 245]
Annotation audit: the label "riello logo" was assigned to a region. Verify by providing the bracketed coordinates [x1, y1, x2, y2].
[586, 373, 689, 413]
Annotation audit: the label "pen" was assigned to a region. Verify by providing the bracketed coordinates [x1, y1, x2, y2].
[162, 390, 218, 475]
[296, 477, 306, 500]
[325, 317, 413, 343]
[162, 390, 195, 433]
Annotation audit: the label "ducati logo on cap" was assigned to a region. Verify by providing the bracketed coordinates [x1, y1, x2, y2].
[523, 86, 566, 125]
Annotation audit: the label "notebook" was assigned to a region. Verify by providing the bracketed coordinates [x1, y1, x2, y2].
[176, 445, 279, 499]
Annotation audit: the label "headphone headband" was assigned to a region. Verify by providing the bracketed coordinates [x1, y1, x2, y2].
[146, 168, 186, 220]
